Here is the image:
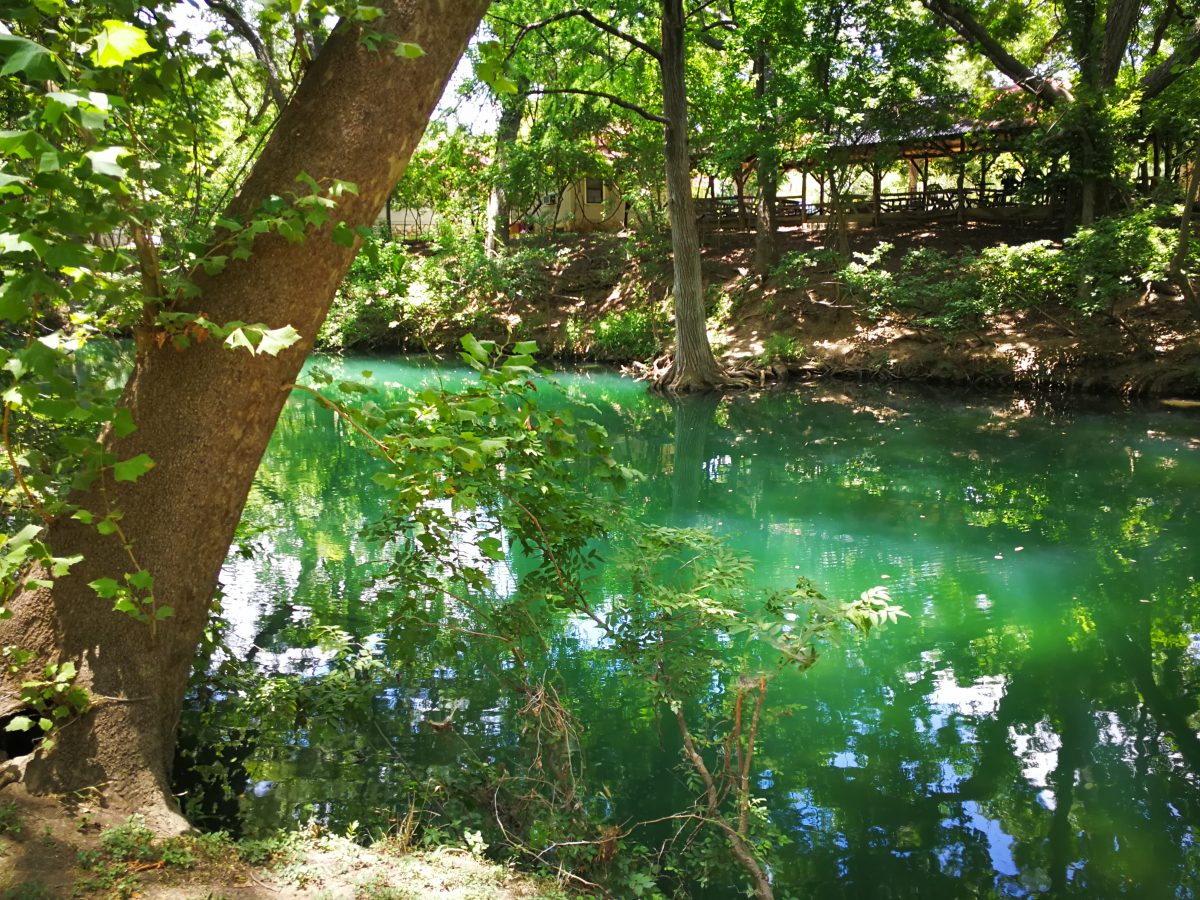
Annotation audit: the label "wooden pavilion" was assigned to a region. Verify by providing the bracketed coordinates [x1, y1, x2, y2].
[695, 119, 1047, 228]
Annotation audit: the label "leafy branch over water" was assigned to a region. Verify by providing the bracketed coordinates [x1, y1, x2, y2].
[193, 338, 903, 897]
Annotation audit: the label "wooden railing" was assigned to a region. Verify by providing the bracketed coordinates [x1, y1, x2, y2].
[695, 187, 1048, 227]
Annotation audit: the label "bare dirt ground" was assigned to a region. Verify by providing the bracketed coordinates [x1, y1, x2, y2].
[480, 223, 1200, 397]
[0, 785, 565, 900]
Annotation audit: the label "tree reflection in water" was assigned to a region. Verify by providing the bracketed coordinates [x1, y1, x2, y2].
[189, 358, 1200, 897]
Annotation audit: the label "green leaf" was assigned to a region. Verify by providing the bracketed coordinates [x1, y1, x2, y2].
[126, 569, 153, 590]
[38, 717, 53, 732]
[478, 537, 505, 561]
[394, 42, 425, 59]
[50, 554, 82, 577]
[7, 524, 43, 552]
[461, 334, 491, 364]
[92, 20, 154, 68]
[112, 453, 155, 482]
[111, 407, 136, 438]
[0, 34, 63, 81]
[4, 716, 32, 732]
[154, 606, 173, 620]
[332, 221, 355, 247]
[256, 324, 301, 357]
[84, 146, 128, 179]
[224, 327, 256, 353]
[89, 577, 120, 599]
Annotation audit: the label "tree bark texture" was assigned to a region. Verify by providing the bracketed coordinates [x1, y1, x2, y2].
[0, 0, 489, 828]
[484, 87, 527, 257]
[659, 0, 722, 391]
[753, 51, 779, 278]
[1173, 139, 1200, 310]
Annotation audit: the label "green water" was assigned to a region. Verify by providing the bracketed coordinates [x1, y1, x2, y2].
[209, 356, 1200, 897]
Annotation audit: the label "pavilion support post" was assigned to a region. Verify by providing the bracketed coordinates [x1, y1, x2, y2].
[819, 175, 825, 216]
[956, 164, 966, 223]
[921, 159, 930, 210]
[871, 163, 882, 225]
[801, 171, 808, 224]
[908, 160, 918, 193]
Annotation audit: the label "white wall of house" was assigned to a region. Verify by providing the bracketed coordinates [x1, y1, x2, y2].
[532, 177, 626, 233]
[373, 205, 444, 238]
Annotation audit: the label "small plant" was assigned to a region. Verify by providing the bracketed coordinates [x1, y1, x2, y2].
[97, 817, 159, 863]
[758, 334, 805, 365]
[0, 801, 21, 836]
[1, 655, 90, 751]
[74, 816, 195, 898]
[1, 883, 51, 900]
[591, 308, 666, 360]
[354, 877, 417, 900]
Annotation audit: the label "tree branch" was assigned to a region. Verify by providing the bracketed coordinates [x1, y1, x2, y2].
[528, 87, 668, 124]
[921, 0, 1074, 103]
[1139, 14, 1200, 101]
[202, 0, 288, 109]
[503, 9, 661, 63]
[1149, 0, 1178, 55]
[1100, 0, 1139, 87]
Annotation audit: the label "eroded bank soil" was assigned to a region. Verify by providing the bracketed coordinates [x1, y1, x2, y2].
[436, 223, 1200, 397]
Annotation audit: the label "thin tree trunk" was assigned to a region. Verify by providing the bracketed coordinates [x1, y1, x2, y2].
[0, 0, 488, 830]
[484, 86, 527, 258]
[670, 393, 720, 519]
[658, 0, 722, 391]
[1171, 139, 1200, 310]
[753, 51, 779, 277]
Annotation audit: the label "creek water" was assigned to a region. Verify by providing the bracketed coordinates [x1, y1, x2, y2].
[204, 355, 1200, 898]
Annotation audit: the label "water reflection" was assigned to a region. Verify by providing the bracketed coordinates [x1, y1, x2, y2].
[195, 358, 1200, 897]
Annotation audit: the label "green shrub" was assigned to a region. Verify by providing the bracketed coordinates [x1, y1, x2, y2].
[591, 308, 667, 360]
[840, 205, 1187, 331]
[770, 248, 843, 287]
[758, 333, 805, 364]
[1062, 206, 1177, 314]
[320, 239, 413, 350]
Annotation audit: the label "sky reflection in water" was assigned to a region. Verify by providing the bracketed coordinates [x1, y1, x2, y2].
[213, 356, 1200, 898]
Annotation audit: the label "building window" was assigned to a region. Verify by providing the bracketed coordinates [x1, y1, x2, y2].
[585, 177, 604, 205]
[542, 192, 557, 207]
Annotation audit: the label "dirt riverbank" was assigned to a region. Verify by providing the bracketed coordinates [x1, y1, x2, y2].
[404, 224, 1200, 397]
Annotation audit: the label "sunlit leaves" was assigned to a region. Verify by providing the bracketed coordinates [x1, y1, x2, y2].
[224, 323, 302, 357]
[91, 21, 155, 68]
[2, 658, 89, 750]
[83, 146, 129, 179]
[475, 41, 518, 95]
[393, 42, 426, 60]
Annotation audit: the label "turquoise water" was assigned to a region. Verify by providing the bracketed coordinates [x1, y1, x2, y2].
[202, 356, 1200, 897]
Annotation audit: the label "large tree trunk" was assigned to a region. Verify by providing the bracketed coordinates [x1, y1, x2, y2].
[658, 0, 723, 391]
[484, 86, 527, 257]
[0, 0, 488, 830]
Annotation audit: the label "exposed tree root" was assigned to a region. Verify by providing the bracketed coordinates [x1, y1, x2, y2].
[627, 354, 773, 392]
